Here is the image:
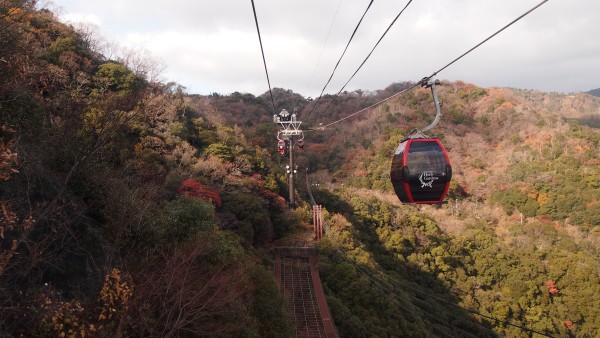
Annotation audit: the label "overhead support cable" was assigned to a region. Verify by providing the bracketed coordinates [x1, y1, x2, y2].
[305, 169, 317, 206]
[250, 0, 277, 113]
[305, 0, 375, 120]
[317, 81, 420, 130]
[316, 0, 549, 130]
[305, 0, 344, 96]
[423, 0, 550, 82]
[319, 0, 414, 116]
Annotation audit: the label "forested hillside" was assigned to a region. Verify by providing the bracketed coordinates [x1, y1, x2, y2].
[294, 84, 600, 336]
[185, 80, 600, 336]
[195, 76, 600, 335]
[587, 88, 600, 98]
[1, 1, 599, 337]
[292, 82, 598, 336]
[1, 1, 295, 336]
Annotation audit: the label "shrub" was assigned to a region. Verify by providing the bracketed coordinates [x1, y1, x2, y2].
[177, 178, 221, 207]
[222, 192, 273, 244]
[154, 196, 216, 244]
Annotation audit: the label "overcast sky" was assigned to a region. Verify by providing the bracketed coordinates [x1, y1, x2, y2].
[49, 0, 599, 98]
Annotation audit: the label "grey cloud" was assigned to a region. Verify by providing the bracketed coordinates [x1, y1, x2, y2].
[54, 0, 600, 96]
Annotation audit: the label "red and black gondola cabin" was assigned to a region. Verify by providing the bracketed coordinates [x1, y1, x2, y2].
[277, 140, 286, 156]
[390, 138, 452, 204]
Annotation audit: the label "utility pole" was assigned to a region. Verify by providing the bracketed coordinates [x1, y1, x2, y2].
[274, 109, 303, 209]
[288, 136, 295, 209]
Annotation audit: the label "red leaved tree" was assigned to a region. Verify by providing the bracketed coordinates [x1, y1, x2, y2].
[564, 320, 573, 330]
[546, 280, 559, 294]
[177, 178, 221, 207]
[259, 189, 286, 208]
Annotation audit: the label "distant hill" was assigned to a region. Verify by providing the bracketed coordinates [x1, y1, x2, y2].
[197, 81, 600, 228]
[203, 81, 600, 337]
[587, 88, 600, 97]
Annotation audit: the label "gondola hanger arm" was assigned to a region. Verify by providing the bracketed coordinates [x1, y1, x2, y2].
[420, 78, 443, 134]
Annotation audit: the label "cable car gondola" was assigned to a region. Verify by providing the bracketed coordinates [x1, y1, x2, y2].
[277, 139, 286, 156]
[390, 79, 452, 204]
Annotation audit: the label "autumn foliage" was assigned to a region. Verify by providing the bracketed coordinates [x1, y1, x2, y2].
[177, 178, 222, 207]
[546, 280, 560, 294]
[0, 2, 295, 336]
[564, 320, 574, 330]
[259, 189, 286, 208]
[0, 125, 18, 181]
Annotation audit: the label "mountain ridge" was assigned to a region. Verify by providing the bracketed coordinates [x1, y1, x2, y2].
[587, 87, 600, 97]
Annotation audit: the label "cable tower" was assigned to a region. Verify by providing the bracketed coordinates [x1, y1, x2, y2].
[274, 109, 305, 209]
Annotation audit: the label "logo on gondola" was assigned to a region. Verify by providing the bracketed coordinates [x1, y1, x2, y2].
[419, 171, 437, 188]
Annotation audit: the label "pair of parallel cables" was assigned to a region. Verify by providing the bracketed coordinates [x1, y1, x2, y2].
[251, 0, 548, 130]
[250, 0, 407, 116]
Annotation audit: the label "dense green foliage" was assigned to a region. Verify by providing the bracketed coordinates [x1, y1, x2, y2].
[317, 191, 600, 337]
[492, 128, 600, 226]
